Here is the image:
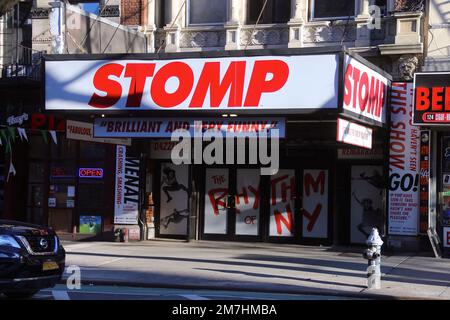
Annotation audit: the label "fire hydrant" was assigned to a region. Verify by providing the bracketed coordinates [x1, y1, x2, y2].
[362, 228, 383, 289]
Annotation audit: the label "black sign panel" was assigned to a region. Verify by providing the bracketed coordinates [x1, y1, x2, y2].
[413, 72, 450, 125]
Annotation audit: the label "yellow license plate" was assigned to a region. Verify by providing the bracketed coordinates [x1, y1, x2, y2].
[42, 261, 59, 271]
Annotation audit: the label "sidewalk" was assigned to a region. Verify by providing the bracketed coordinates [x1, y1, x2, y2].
[61, 240, 450, 300]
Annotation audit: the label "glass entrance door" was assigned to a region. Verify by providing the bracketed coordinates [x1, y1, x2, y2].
[203, 168, 261, 240]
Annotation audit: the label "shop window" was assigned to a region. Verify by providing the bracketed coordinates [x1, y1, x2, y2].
[80, 141, 106, 159]
[312, 0, 355, 19]
[27, 184, 44, 208]
[28, 161, 45, 183]
[28, 135, 48, 159]
[51, 135, 77, 159]
[48, 184, 76, 209]
[248, 0, 291, 24]
[188, 0, 227, 25]
[50, 160, 76, 182]
[77, 182, 104, 211]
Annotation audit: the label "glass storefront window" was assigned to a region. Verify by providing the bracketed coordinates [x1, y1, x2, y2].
[48, 184, 76, 209]
[29, 135, 48, 159]
[28, 161, 45, 183]
[51, 135, 77, 159]
[440, 137, 450, 227]
[27, 184, 44, 207]
[50, 160, 76, 182]
[80, 142, 106, 159]
[78, 183, 104, 211]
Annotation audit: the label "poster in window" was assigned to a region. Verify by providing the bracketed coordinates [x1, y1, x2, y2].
[235, 169, 260, 236]
[269, 170, 296, 237]
[351, 166, 384, 244]
[302, 170, 328, 238]
[159, 163, 190, 235]
[204, 168, 229, 235]
[79, 215, 102, 234]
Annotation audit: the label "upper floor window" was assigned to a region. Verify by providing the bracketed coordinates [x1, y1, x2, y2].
[312, 0, 355, 19]
[248, 0, 291, 24]
[188, 0, 227, 25]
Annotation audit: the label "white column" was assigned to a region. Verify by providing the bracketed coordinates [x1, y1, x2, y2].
[225, 0, 241, 50]
[144, 0, 157, 52]
[288, 0, 304, 48]
[163, 0, 182, 52]
[355, 0, 371, 47]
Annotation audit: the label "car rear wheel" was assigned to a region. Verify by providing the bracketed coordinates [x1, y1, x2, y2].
[3, 290, 39, 299]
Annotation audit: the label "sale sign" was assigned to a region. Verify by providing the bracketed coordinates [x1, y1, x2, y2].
[342, 55, 389, 126]
[45, 55, 339, 111]
[302, 170, 328, 238]
[388, 82, 419, 236]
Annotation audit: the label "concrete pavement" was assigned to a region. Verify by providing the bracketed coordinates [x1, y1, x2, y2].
[60, 240, 450, 300]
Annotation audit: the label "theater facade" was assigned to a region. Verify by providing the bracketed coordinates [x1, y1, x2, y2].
[43, 47, 392, 245]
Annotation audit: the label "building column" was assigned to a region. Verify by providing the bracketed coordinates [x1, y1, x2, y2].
[355, 0, 371, 47]
[163, 0, 182, 52]
[288, 0, 304, 48]
[225, 0, 242, 50]
[143, 0, 157, 52]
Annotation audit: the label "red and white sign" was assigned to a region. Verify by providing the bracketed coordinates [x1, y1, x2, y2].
[388, 82, 419, 236]
[343, 55, 388, 126]
[444, 227, 450, 248]
[67, 120, 131, 146]
[78, 168, 103, 178]
[337, 118, 373, 149]
[302, 170, 328, 238]
[45, 55, 339, 111]
[94, 117, 285, 138]
[269, 170, 296, 237]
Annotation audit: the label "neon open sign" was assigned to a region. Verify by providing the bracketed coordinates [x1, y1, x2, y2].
[78, 168, 103, 178]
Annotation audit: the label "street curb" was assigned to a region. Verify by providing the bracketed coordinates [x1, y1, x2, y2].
[58, 278, 417, 300]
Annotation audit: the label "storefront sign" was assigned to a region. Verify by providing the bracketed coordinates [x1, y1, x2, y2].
[114, 146, 140, 225]
[413, 72, 450, 125]
[302, 170, 328, 238]
[150, 140, 178, 159]
[337, 148, 383, 160]
[94, 118, 285, 138]
[31, 113, 65, 131]
[67, 120, 131, 146]
[6, 113, 29, 126]
[444, 227, 450, 248]
[388, 82, 419, 236]
[160, 163, 190, 235]
[350, 166, 384, 244]
[78, 168, 103, 178]
[269, 170, 296, 237]
[342, 55, 388, 126]
[419, 130, 430, 234]
[337, 118, 373, 149]
[45, 55, 339, 111]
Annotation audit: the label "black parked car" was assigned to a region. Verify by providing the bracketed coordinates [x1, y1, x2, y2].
[0, 220, 65, 299]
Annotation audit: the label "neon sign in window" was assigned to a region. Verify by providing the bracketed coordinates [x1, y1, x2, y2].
[78, 168, 103, 178]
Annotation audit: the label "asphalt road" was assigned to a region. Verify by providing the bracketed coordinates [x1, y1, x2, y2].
[0, 284, 363, 300]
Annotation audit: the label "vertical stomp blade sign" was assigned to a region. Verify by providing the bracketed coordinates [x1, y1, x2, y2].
[114, 145, 140, 225]
[388, 82, 419, 236]
[302, 170, 328, 238]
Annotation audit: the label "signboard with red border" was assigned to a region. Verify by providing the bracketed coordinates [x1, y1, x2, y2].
[78, 168, 104, 178]
[412, 72, 450, 125]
